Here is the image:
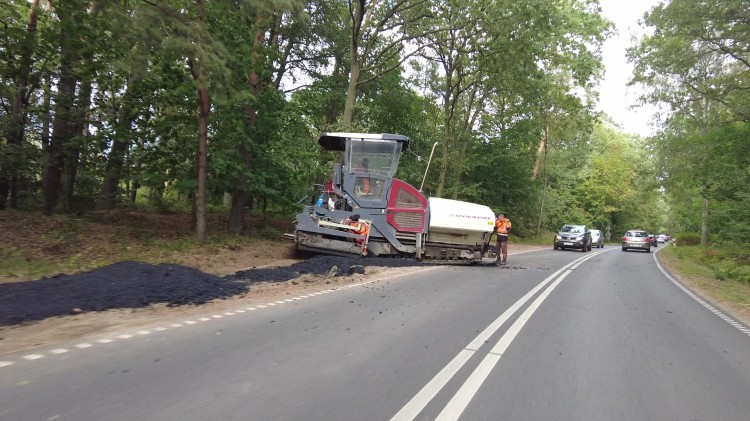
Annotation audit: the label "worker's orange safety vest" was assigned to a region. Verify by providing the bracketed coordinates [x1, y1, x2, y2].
[351, 221, 369, 237]
[495, 218, 512, 235]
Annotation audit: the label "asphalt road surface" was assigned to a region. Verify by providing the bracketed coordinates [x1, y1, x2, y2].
[2, 247, 750, 421]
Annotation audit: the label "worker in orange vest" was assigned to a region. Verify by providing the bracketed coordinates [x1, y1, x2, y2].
[344, 213, 369, 244]
[357, 158, 371, 194]
[494, 212, 512, 266]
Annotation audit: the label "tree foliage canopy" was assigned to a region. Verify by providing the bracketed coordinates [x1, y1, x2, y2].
[4, 0, 740, 245]
[629, 0, 750, 244]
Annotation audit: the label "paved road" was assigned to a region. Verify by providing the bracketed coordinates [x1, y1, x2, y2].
[2, 247, 750, 420]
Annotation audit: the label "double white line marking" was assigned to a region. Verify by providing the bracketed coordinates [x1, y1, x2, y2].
[392, 249, 608, 421]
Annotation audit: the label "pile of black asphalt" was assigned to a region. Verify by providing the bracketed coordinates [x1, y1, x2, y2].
[0, 256, 425, 326]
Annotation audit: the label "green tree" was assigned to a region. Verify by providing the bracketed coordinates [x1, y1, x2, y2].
[0, 0, 42, 210]
[630, 0, 750, 244]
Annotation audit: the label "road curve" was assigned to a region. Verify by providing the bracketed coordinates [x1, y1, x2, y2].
[1, 247, 749, 421]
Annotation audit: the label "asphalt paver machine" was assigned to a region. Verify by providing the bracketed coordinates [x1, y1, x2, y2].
[293, 132, 496, 262]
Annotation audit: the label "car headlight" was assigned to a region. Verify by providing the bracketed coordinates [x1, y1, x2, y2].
[555, 235, 561, 240]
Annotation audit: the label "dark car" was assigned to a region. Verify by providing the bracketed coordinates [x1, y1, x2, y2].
[554, 224, 592, 252]
[648, 234, 657, 247]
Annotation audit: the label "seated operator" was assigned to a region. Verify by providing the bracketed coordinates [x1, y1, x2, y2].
[342, 214, 369, 243]
[355, 158, 371, 195]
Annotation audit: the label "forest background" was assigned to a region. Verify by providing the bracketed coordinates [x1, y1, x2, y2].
[0, 0, 749, 288]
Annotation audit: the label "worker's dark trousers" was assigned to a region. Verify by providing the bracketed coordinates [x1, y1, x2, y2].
[496, 235, 508, 263]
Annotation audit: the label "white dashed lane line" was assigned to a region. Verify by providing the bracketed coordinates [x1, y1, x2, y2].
[22, 354, 45, 361]
[0, 278, 384, 370]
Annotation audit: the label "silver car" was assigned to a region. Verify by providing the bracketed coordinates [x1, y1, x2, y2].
[622, 230, 651, 252]
[590, 229, 604, 248]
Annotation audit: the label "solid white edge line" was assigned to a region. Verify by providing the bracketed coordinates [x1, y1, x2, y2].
[653, 247, 750, 337]
[390, 251, 606, 421]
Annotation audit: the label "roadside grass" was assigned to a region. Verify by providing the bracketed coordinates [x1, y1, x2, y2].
[513, 230, 556, 246]
[0, 246, 63, 281]
[658, 244, 750, 319]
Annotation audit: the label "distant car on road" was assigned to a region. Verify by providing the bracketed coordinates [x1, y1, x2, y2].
[590, 229, 604, 248]
[657, 234, 668, 243]
[622, 230, 651, 252]
[554, 224, 592, 252]
[648, 234, 657, 247]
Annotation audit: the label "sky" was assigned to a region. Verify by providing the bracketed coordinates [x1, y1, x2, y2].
[596, 0, 662, 137]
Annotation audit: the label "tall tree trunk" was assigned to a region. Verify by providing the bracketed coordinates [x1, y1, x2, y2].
[531, 125, 547, 180]
[536, 126, 550, 236]
[230, 13, 264, 235]
[436, 128, 450, 197]
[193, 0, 209, 243]
[342, 0, 365, 127]
[100, 81, 138, 210]
[701, 182, 709, 246]
[699, 96, 710, 246]
[100, 139, 130, 209]
[101, 135, 129, 209]
[436, 82, 456, 197]
[43, 2, 88, 215]
[230, 171, 249, 234]
[450, 88, 483, 200]
[324, 57, 345, 128]
[40, 76, 52, 149]
[342, 61, 360, 127]
[0, 0, 40, 210]
[450, 132, 468, 200]
[196, 83, 209, 243]
[43, 61, 79, 215]
[62, 78, 93, 213]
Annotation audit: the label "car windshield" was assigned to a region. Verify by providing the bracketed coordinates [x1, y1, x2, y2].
[627, 231, 648, 237]
[561, 225, 583, 233]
